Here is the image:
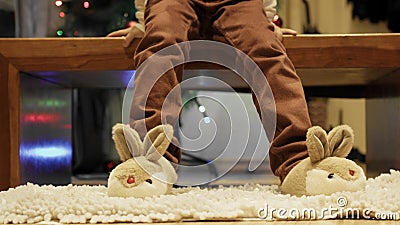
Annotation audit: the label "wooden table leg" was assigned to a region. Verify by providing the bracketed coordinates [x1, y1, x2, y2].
[0, 54, 20, 190]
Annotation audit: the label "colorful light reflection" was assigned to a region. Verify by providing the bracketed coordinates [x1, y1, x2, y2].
[122, 70, 136, 87]
[20, 142, 72, 184]
[23, 113, 62, 123]
[38, 99, 66, 107]
[21, 144, 72, 159]
[20, 73, 72, 185]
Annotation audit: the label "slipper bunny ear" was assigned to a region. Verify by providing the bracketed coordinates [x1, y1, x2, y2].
[306, 126, 329, 163]
[327, 125, 354, 158]
[112, 123, 144, 161]
[143, 124, 174, 161]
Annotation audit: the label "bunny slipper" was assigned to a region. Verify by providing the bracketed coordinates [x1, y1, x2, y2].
[281, 125, 367, 196]
[107, 123, 178, 198]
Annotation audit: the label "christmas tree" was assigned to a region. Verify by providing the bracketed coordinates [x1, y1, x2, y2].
[53, 0, 135, 37]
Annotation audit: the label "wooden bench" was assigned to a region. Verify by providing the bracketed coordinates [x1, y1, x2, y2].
[1, 34, 399, 190]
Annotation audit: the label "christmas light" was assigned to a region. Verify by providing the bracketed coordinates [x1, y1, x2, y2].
[56, 29, 63, 36]
[198, 105, 206, 113]
[83, 1, 90, 9]
[55, 0, 62, 7]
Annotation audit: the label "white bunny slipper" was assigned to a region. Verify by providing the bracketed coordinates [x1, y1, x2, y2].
[107, 123, 178, 198]
[281, 125, 367, 196]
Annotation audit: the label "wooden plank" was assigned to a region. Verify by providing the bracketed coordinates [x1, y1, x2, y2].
[366, 69, 400, 98]
[0, 38, 138, 71]
[0, 34, 399, 72]
[0, 54, 20, 190]
[283, 33, 400, 68]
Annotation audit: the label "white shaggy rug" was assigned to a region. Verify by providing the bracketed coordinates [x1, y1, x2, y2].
[1, 170, 400, 224]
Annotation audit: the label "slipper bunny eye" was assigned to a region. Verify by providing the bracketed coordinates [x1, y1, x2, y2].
[127, 176, 135, 184]
[145, 178, 153, 184]
[328, 173, 334, 179]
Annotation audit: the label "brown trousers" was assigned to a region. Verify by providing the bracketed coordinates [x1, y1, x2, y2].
[131, 0, 312, 182]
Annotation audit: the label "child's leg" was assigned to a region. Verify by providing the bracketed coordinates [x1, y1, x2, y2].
[212, 0, 312, 182]
[131, 0, 198, 164]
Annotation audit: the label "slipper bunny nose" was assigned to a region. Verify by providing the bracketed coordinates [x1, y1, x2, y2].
[127, 176, 135, 184]
[349, 169, 355, 176]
